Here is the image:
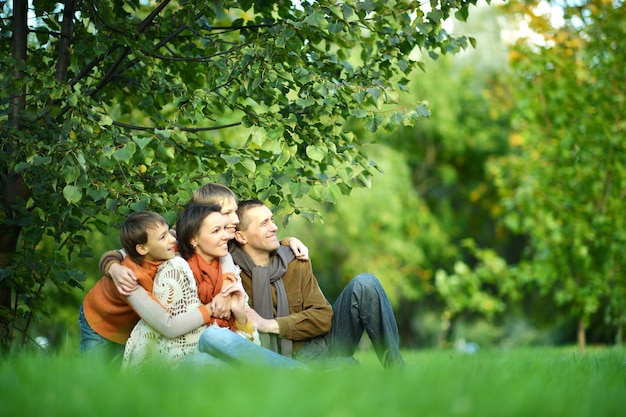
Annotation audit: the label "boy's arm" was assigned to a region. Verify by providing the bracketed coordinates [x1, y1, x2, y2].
[126, 286, 212, 339]
[279, 237, 309, 261]
[100, 249, 138, 295]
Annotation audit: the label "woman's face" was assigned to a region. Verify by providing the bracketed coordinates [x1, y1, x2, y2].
[193, 212, 230, 263]
[220, 197, 239, 239]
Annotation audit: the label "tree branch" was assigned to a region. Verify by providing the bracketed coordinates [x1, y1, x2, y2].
[112, 120, 241, 132]
[55, 0, 77, 82]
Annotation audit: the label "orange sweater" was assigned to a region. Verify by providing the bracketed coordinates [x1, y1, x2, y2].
[83, 256, 161, 344]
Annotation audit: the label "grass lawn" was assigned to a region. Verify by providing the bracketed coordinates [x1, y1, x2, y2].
[0, 345, 624, 417]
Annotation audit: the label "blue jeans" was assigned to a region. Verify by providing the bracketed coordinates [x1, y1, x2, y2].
[296, 273, 405, 368]
[193, 326, 308, 369]
[78, 303, 124, 360]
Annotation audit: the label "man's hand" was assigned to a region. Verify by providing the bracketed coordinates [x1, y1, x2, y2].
[245, 307, 280, 334]
[109, 263, 138, 296]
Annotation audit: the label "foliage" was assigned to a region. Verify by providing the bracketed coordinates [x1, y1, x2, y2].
[1, 347, 625, 417]
[379, 9, 516, 342]
[489, 0, 626, 351]
[287, 144, 453, 306]
[288, 7, 518, 346]
[435, 239, 517, 325]
[0, 0, 486, 350]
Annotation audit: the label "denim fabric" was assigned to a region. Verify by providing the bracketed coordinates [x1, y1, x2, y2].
[298, 273, 405, 368]
[197, 326, 308, 369]
[78, 303, 124, 360]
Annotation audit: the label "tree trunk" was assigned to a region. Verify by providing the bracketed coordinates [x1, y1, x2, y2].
[616, 324, 623, 346]
[1, 0, 30, 353]
[577, 318, 586, 355]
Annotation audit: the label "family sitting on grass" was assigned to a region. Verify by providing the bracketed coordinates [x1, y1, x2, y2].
[79, 183, 404, 370]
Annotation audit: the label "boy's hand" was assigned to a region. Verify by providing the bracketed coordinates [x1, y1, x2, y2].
[109, 263, 139, 295]
[287, 237, 309, 261]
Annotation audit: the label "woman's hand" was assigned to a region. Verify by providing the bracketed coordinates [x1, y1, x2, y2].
[210, 292, 231, 320]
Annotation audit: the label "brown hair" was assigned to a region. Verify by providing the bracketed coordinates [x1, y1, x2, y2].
[120, 211, 168, 265]
[235, 199, 265, 232]
[191, 183, 237, 206]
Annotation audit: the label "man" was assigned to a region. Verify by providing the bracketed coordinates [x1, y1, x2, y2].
[230, 199, 405, 368]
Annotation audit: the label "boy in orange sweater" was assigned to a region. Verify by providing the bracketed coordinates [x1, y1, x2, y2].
[78, 211, 217, 359]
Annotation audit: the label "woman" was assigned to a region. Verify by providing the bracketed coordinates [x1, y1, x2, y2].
[123, 203, 255, 370]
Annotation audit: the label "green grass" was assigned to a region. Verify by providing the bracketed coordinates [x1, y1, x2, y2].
[1, 346, 624, 417]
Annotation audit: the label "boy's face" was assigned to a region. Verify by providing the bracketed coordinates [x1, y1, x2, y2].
[220, 197, 239, 239]
[138, 222, 177, 262]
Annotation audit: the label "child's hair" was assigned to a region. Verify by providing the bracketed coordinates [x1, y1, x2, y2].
[191, 183, 238, 206]
[176, 203, 223, 259]
[120, 211, 168, 265]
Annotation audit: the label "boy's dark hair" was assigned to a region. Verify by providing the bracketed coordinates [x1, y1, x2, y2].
[176, 203, 222, 259]
[235, 199, 266, 232]
[120, 211, 168, 265]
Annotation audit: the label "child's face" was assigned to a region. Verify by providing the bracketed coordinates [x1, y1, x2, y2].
[194, 212, 230, 262]
[220, 197, 239, 239]
[140, 222, 177, 262]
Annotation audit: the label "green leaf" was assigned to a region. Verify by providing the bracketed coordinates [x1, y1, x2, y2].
[63, 185, 82, 204]
[221, 154, 241, 166]
[133, 137, 153, 149]
[113, 142, 137, 162]
[130, 199, 149, 212]
[306, 144, 327, 162]
[268, 126, 284, 141]
[255, 175, 271, 190]
[98, 115, 113, 126]
[455, 6, 469, 22]
[239, 158, 256, 173]
[304, 10, 326, 28]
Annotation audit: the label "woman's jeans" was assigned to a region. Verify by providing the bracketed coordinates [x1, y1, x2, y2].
[192, 325, 307, 369]
[295, 273, 405, 368]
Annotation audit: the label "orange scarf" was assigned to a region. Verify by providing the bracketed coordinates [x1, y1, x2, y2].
[186, 253, 236, 331]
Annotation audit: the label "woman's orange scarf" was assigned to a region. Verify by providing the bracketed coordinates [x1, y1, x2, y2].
[186, 253, 236, 330]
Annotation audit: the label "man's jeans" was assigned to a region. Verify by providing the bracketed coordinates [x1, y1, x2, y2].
[296, 273, 405, 368]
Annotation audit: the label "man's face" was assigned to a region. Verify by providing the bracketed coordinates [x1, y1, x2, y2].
[140, 222, 177, 262]
[237, 205, 280, 254]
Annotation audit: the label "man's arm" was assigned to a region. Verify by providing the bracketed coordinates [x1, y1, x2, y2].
[249, 260, 333, 340]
